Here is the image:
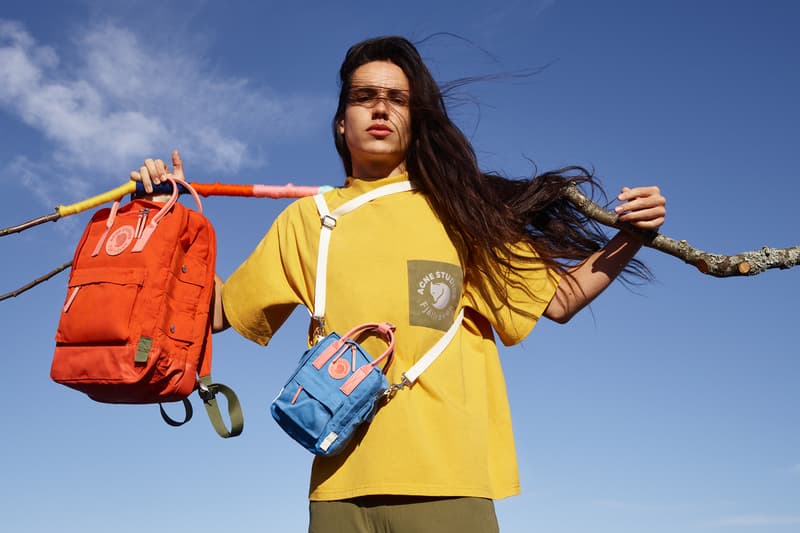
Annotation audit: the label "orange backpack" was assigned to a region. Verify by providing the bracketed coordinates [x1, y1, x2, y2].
[51, 177, 243, 438]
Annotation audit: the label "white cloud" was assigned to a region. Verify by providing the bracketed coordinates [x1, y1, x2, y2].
[0, 21, 167, 175]
[0, 18, 323, 205]
[10, 155, 60, 208]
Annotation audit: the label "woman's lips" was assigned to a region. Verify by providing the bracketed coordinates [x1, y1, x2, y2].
[367, 125, 392, 138]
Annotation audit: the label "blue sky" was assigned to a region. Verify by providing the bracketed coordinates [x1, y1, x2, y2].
[1, 1, 798, 532]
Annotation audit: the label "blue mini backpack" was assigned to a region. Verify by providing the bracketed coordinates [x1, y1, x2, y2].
[271, 322, 395, 455]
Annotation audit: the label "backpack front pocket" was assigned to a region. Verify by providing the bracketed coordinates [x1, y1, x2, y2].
[55, 267, 146, 344]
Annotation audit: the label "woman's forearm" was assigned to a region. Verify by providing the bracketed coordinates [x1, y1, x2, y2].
[544, 231, 644, 323]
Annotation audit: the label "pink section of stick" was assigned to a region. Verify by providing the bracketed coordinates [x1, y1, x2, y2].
[252, 184, 321, 198]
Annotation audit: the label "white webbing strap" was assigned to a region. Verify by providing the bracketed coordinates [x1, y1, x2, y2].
[331, 181, 415, 219]
[312, 179, 462, 387]
[312, 181, 415, 322]
[312, 194, 334, 321]
[402, 308, 464, 385]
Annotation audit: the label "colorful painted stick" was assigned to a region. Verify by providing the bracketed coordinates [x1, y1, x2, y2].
[0, 181, 332, 237]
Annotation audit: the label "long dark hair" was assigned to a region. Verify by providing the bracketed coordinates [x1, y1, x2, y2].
[333, 36, 649, 313]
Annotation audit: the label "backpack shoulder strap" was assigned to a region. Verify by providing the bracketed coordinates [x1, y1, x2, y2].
[165, 178, 243, 438]
[401, 308, 464, 385]
[311, 180, 464, 390]
[311, 181, 414, 335]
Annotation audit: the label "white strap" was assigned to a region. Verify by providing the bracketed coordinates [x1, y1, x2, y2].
[402, 308, 464, 384]
[312, 181, 415, 321]
[331, 181, 414, 218]
[312, 179, 461, 385]
[312, 194, 334, 320]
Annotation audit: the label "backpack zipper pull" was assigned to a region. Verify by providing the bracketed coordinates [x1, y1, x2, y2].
[135, 208, 149, 239]
[134, 208, 144, 238]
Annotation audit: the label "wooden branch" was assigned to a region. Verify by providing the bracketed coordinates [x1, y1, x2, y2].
[0, 261, 72, 302]
[562, 183, 800, 277]
[0, 210, 61, 237]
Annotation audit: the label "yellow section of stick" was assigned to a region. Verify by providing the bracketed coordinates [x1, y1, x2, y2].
[56, 182, 137, 217]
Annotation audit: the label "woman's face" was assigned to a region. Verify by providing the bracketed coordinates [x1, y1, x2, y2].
[338, 61, 411, 179]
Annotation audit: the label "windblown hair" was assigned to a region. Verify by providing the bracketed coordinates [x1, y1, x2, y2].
[333, 36, 649, 313]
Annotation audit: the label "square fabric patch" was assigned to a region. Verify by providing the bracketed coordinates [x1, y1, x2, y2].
[408, 260, 462, 331]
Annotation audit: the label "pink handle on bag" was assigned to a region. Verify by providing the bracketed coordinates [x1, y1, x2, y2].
[132, 177, 202, 252]
[311, 322, 396, 372]
[335, 322, 396, 396]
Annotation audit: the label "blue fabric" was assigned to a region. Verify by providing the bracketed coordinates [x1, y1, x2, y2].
[271, 332, 388, 456]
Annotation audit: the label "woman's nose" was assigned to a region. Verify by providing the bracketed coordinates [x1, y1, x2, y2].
[371, 99, 390, 119]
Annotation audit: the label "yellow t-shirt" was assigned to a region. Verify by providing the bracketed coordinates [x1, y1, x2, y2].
[222, 173, 560, 500]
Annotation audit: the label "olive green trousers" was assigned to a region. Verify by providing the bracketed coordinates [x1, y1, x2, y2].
[309, 496, 500, 533]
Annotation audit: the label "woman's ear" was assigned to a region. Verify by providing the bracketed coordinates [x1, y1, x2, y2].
[337, 118, 345, 135]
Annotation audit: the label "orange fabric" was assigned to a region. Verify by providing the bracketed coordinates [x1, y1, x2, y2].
[191, 182, 255, 197]
[51, 197, 216, 404]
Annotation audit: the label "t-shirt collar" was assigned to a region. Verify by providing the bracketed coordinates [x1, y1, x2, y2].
[343, 172, 410, 195]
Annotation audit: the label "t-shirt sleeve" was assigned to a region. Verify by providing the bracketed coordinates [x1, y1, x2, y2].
[221, 204, 310, 346]
[464, 243, 561, 346]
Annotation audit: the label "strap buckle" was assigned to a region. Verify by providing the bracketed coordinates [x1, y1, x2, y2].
[197, 381, 216, 402]
[382, 375, 411, 402]
[312, 315, 327, 344]
[320, 214, 337, 229]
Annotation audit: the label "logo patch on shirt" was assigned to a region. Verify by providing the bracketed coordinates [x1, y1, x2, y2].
[408, 260, 462, 331]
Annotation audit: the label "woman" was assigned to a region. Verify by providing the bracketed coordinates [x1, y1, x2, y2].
[134, 36, 665, 533]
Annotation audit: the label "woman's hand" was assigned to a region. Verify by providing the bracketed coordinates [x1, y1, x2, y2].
[130, 150, 186, 193]
[614, 186, 667, 231]
[544, 184, 667, 324]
